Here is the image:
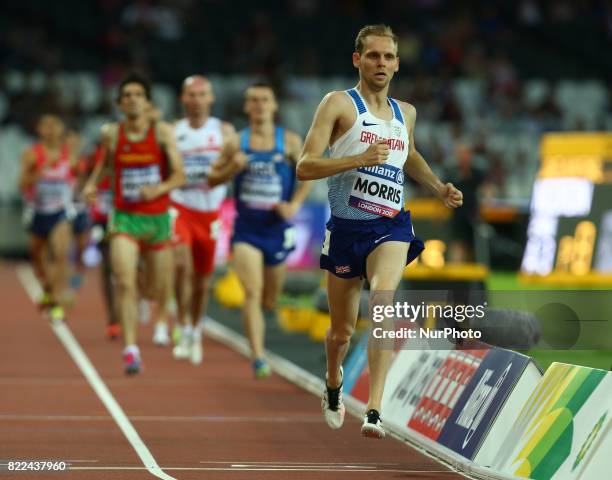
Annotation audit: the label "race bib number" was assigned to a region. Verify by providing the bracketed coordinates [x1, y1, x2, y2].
[239, 176, 282, 210]
[183, 155, 212, 187]
[35, 180, 70, 210]
[348, 164, 404, 218]
[120, 166, 161, 202]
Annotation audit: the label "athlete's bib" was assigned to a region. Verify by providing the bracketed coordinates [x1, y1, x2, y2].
[238, 171, 282, 210]
[183, 154, 212, 188]
[35, 180, 71, 212]
[237, 154, 284, 210]
[120, 165, 162, 202]
[348, 164, 404, 218]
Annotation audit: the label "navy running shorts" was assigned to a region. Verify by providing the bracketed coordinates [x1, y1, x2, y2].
[232, 219, 296, 266]
[320, 209, 424, 280]
[27, 210, 69, 238]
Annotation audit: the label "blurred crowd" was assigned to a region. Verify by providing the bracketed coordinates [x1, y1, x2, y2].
[1, 0, 611, 203]
[3, 0, 612, 79]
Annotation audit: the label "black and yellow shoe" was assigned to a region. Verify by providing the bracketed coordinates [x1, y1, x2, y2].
[38, 292, 53, 311]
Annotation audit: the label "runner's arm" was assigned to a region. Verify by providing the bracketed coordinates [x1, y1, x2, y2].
[149, 122, 185, 199]
[277, 131, 311, 220]
[297, 92, 388, 180]
[82, 125, 114, 202]
[220, 121, 236, 138]
[402, 104, 462, 208]
[207, 133, 244, 187]
[18, 148, 40, 192]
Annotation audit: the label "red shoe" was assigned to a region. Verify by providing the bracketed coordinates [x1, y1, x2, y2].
[106, 323, 122, 340]
[123, 350, 141, 375]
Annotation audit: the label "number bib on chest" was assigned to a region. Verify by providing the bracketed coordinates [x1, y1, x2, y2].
[183, 155, 212, 188]
[239, 175, 282, 210]
[35, 180, 70, 211]
[238, 159, 285, 210]
[120, 165, 161, 202]
[348, 164, 404, 218]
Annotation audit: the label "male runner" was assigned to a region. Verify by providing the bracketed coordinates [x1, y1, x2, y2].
[298, 25, 463, 437]
[170, 75, 236, 365]
[209, 83, 311, 378]
[19, 114, 76, 323]
[83, 74, 185, 374]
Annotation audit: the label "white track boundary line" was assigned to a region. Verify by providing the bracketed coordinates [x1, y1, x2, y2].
[16, 264, 176, 480]
[69, 466, 456, 473]
[0, 414, 321, 423]
[203, 319, 521, 480]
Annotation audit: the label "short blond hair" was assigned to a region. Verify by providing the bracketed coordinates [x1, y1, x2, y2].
[355, 24, 398, 54]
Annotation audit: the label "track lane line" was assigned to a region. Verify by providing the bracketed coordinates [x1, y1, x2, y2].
[16, 264, 176, 480]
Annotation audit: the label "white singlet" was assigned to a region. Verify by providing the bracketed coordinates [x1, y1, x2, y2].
[328, 88, 410, 220]
[170, 117, 227, 212]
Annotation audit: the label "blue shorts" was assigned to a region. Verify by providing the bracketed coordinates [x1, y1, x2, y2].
[320, 210, 424, 279]
[72, 210, 91, 235]
[232, 219, 295, 266]
[27, 210, 69, 238]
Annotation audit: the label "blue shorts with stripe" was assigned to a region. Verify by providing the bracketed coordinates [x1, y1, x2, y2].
[320, 210, 424, 280]
[231, 219, 296, 266]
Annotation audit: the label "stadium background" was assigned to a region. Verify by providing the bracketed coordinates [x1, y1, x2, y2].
[1, 0, 611, 369]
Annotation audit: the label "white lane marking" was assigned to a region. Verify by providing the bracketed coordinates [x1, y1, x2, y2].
[231, 464, 375, 469]
[0, 414, 322, 423]
[68, 466, 456, 473]
[16, 265, 176, 480]
[199, 461, 398, 465]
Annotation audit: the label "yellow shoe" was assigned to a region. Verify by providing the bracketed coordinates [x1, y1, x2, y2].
[49, 306, 65, 324]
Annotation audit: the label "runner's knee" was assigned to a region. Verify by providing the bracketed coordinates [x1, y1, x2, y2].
[114, 272, 137, 294]
[369, 276, 401, 294]
[243, 283, 263, 303]
[328, 323, 354, 346]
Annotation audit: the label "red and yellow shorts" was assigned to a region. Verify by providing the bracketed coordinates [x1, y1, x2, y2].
[171, 203, 220, 274]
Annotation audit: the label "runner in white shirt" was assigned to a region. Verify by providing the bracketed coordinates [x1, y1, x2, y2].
[298, 24, 463, 438]
[170, 75, 236, 365]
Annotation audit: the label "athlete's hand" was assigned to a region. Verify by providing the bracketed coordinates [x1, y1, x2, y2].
[231, 151, 247, 173]
[440, 182, 463, 208]
[275, 201, 300, 220]
[359, 140, 389, 167]
[82, 183, 97, 204]
[140, 184, 165, 201]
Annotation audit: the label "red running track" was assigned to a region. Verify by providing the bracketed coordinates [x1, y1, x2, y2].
[0, 263, 466, 479]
